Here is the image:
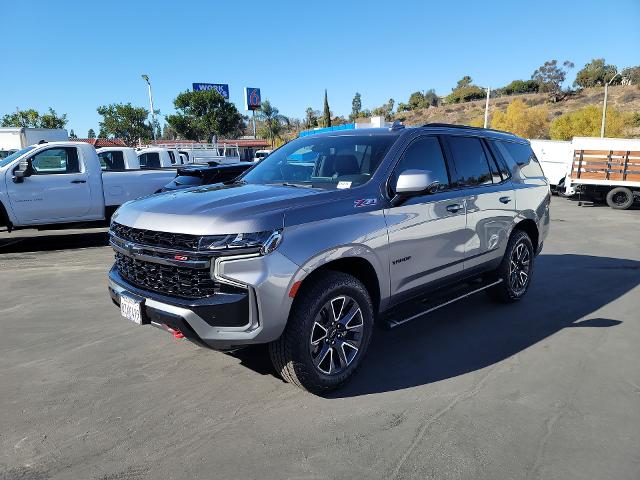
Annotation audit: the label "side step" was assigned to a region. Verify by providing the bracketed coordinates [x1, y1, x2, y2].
[381, 278, 502, 330]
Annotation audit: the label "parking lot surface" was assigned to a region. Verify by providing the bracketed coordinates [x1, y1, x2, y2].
[1, 197, 639, 480]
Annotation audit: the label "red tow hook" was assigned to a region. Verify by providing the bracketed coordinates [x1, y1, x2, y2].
[167, 327, 185, 339]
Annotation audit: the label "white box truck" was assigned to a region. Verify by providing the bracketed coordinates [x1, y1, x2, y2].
[0, 128, 69, 157]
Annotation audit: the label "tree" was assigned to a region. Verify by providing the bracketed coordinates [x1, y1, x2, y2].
[500, 79, 539, 95]
[69, 129, 77, 139]
[574, 58, 620, 88]
[304, 107, 319, 129]
[166, 89, 243, 142]
[97, 103, 153, 145]
[621, 66, 640, 85]
[161, 124, 176, 140]
[456, 76, 473, 89]
[398, 89, 439, 111]
[323, 90, 331, 127]
[1, 108, 67, 128]
[371, 98, 395, 121]
[350, 92, 362, 121]
[549, 105, 629, 140]
[531, 59, 574, 93]
[490, 99, 549, 139]
[256, 100, 289, 148]
[87, 128, 96, 139]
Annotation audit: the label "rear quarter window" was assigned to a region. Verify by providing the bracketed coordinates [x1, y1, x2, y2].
[493, 141, 545, 178]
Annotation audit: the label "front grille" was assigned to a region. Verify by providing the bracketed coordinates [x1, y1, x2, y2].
[115, 252, 218, 298]
[111, 222, 200, 251]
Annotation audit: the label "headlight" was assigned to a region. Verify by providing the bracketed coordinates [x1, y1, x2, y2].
[198, 229, 283, 254]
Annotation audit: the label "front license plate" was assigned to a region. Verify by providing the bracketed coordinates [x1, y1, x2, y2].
[120, 294, 143, 325]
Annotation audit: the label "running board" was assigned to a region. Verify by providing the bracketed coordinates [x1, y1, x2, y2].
[382, 278, 503, 330]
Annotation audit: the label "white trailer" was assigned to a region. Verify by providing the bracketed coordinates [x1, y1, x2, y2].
[529, 139, 573, 191]
[0, 128, 68, 156]
[565, 136, 640, 210]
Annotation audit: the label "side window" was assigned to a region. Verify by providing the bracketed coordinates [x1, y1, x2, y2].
[494, 141, 545, 178]
[168, 151, 176, 164]
[447, 136, 493, 187]
[139, 152, 160, 168]
[393, 136, 450, 191]
[30, 147, 80, 174]
[98, 151, 125, 171]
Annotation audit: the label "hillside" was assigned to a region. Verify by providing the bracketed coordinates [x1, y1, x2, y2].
[393, 85, 640, 138]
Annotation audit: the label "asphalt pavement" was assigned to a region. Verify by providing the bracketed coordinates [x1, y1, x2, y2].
[1, 197, 639, 480]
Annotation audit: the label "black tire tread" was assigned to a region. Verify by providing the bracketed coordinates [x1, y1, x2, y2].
[269, 271, 373, 393]
[486, 229, 534, 303]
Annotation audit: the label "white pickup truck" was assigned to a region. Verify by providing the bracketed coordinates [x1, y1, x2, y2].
[137, 147, 184, 168]
[0, 142, 176, 231]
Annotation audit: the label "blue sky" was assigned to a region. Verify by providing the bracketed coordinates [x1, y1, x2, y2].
[2, 0, 639, 136]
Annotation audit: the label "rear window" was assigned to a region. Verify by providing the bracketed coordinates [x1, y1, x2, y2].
[139, 152, 161, 168]
[98, 151, 125, 170]
[493, 141, 544, 178]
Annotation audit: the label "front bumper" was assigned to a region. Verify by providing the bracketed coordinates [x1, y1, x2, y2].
[108, 250, 303, 350]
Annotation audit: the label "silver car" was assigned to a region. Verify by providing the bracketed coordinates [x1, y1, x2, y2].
[108, 124, 550, 393]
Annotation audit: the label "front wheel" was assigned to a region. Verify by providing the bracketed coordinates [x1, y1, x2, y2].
[487, 230, 534, 303]
[269, 271, 374, 394]
[606, 187, 634, 210]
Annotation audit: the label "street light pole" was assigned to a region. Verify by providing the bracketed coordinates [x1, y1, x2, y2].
[483, 87, 491, 128]
[141, 74, 156, 140]
[600, 72, 621, 138]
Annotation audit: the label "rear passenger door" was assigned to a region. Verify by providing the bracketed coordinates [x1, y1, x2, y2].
[443, 135, 516, 272]
[385, 135, 468, 300]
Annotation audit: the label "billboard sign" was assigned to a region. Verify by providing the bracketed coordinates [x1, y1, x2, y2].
[244, 87, 261, 111]
[192, 83, 229, 99]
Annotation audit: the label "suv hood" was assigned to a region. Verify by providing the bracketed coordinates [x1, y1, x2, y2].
[112, 182, 322, 235]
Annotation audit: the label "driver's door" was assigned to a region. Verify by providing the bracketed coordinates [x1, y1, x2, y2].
[384, 135, 468, 301]
[6, 146, 94, 224]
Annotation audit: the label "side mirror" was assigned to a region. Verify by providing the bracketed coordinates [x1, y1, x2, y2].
[391, 169, 440, 206]
[13, 158, 32, 183]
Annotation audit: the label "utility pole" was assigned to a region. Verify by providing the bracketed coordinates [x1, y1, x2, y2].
[483, 87, 491, 128]
[600, 72, 621, 138]
[141, 74, 156, 140]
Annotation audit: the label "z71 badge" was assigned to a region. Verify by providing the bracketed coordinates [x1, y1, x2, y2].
[354, 198, 377, 208]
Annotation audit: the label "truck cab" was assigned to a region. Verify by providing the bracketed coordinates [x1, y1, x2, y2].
[137, 147, 182, 168]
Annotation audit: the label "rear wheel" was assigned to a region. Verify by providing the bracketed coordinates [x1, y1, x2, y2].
[269, 271, 374, 394]
[606, 187, 634, 210]
[487, 229, 534, 303]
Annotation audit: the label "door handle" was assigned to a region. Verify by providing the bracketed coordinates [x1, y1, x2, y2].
[446, 203, 463, 213]
[499, 196, 511, 204]
[70, 179, 87, 184]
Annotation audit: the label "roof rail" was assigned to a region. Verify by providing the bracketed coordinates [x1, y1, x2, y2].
[422, 123, 516, 136]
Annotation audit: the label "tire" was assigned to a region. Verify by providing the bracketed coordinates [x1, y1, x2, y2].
[269, 271, 374, 394]
[606, 187, 634, 210]
[486, 229, 534, 303]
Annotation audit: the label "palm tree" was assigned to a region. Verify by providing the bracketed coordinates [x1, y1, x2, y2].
[256, 100, 289, 148]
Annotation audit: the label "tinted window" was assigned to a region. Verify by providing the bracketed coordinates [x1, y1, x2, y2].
[393, 136, 449, 190]
[139, 152, 160, 168]
[241, 134, 395, 189]
[30, 148, 80, 174]
[494, 141, 544, 178]
[98, 151, 125, 170]
[168, 151, 176, 164]
[447, 136, 492, 186]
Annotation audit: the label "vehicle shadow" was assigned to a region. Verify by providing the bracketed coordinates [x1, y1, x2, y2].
[0, 230, 109, 253]
[326, 254, 636, 398]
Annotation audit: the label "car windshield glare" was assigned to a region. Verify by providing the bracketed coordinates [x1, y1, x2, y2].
[240, 134, 395, 189]
[0, 146, 35, 168]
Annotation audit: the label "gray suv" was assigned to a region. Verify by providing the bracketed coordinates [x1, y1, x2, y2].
[108, 124, 550, 393]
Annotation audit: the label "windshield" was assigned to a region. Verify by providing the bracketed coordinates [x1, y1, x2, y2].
[0, 146, 35, 168]
[240, 134, 395, 189]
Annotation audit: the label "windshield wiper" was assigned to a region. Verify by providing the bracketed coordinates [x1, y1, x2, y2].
[275, 182, 314, 189]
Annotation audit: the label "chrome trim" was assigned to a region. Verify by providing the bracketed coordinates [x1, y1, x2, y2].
[212, 253, 261, 289]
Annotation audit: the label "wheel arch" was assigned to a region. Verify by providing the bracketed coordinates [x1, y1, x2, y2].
[513, 218, 539, 253]
[0, 199, 11, 230]
[295, 256, 381, 315]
